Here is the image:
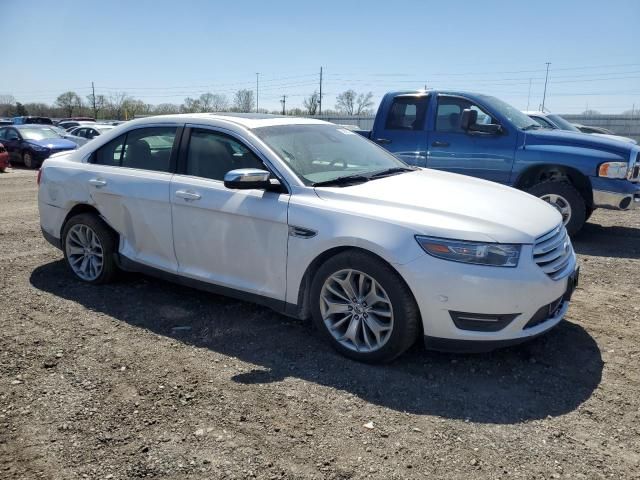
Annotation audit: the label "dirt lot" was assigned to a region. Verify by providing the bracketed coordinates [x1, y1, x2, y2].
[0, 167, 639, 480]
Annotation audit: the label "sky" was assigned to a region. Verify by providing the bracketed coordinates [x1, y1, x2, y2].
[3, 0, 640, 114]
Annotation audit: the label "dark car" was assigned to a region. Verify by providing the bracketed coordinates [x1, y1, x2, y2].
[12, 116, 54, 125]
[0, 125, 77, 169]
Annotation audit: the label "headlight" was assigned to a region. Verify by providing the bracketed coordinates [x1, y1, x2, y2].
[29, 144, 49, 152]
[598, 161, 628, 179]
[415, 236, 521, 267]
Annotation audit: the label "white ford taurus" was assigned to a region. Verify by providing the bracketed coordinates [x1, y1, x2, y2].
[38, 113, 578, 362]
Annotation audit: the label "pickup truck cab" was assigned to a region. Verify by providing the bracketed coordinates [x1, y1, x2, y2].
[360, 90, 640, 235]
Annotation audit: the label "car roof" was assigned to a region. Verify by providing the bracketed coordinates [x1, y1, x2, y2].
[124, 113, 331, 129]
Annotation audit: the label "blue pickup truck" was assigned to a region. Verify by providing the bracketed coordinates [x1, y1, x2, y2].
[358, 90, 640, 235]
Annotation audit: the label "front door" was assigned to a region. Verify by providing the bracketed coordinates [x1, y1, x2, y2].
[84, 125, 180, 272]
[170, 126, 289, 301]
[427, 95, 516, 183]
[372, 94, 430, 167]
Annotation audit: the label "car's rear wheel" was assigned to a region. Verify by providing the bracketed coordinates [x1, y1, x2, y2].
[62, 213, 118, 284]
[310, 250, 420, 363]
[528, 181, 586, 236]
[23, 151, 36, 169]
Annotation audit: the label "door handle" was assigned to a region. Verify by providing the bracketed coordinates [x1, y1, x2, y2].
[375, 138, 392, 144]
[175, 190, 201, 201]
[431, 141, 450, 147]
[89, 178, 107, 187]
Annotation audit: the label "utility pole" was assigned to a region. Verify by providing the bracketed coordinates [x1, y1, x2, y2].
[280, 95, 287, 115]
[526, 78, 532, 110]
[319, 66, 323, 115]
[541, 62, 551, 111]
[256, 73, 260, 113]
[91, 81, 97, 119]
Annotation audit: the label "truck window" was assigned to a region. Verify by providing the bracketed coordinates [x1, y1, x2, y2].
[436, 97, 496, 132]
[385, 96, 428, 131]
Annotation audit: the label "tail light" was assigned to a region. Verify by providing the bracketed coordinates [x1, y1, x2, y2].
[37, 168, 42, 186]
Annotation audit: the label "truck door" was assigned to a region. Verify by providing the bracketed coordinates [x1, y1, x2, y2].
[427, 95, 516, 184]
[371, 94, 430, 167]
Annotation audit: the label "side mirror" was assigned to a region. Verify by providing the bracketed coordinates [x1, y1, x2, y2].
[224, 168, 275, 190]
[460, 108, 478, 131]
[461, 108, 503, 134]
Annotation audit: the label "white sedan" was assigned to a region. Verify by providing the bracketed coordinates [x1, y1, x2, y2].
[38, 114, 578, 362]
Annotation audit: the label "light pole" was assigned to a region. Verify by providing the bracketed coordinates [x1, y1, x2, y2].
[541, 62, 551, 111]
[256, 73, 259, 113]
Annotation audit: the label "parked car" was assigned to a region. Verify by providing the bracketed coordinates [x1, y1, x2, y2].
[64, 124, 116, 146]
[38, 114, 579, 362]
[12, 116, 53, 125]
[57, 120, 95, 131]
[0, 118, 13, 126]
[357, 91, 640, 235]
[0, 125, 77, 168]
[525, 111, 637, 144]
[57, 117, 95, 124]
[0, 142, 9, 172]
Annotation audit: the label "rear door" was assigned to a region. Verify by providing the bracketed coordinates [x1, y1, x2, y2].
[170, 125, 290, 301]
[427, 95, 516, 183]
[84, 125, 181, 272]
[371, 94, 430, 167]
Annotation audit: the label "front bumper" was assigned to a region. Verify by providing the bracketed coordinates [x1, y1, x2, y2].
[395, 245, 577, 349]
[591, 177, 640, 210]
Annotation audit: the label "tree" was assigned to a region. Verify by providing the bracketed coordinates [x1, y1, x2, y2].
[123, 99, 151, 118]
[181, 97, 202, 113]
[56, 91, 83, 117]
[199, 93, 228, 112]
[0, 95, 17, 117]
[355, 92, 374, 115]
[86, 94, 107, 119]
[14, 102, 27, 116]
[154, 103, 181, 115]
[335, 89, 357, 115]
[303, 91, 320, 115]
[24, 103, 50, 116]
[107, 92, 130, 120]
[233, 89, 254, 113]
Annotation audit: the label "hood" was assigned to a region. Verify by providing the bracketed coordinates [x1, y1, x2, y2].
[524, 129, 633, 158]
[28, 138, 77, 150]
[591, 133, 637, 145]
[313, 169, 561, 244]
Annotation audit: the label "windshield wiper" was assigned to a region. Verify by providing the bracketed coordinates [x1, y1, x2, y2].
[312, 174, 371, 187]
[522, 124, 542, 131]
[368, 166, 417, 179]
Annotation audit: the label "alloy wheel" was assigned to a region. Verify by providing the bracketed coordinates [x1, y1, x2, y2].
[320, 269, 394, 353]
[65, 224, 104, 281]
[540, 193, 572, 225]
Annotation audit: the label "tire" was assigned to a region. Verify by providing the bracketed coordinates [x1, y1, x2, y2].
[310, 250, 420, 363]
[62, 213, 118, 284]
[528, 181, 586, 236]
[23, 151, 37, 169]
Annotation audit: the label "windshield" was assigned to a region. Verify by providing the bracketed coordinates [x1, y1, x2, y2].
[20, 127, 62, 140]
[547, 114, 580, 132]
[253, 124, 408, 185]
[477, 95, 540, 129]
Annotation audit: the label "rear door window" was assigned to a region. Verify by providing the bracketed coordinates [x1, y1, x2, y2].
[385, 96, 429, 130]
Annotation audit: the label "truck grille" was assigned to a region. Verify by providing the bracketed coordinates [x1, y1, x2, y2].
[630, 152, 640, 182]
[533, 224, 574, 280]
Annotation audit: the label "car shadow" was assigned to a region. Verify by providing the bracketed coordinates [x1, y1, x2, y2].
[573, 221, 640, 259]
[30, 260, 603, 425]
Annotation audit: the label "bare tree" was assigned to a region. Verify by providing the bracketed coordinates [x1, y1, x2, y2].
[303, 91, 320, 115]
[355, 92, 374, 115]
[123, 99, 151, 118]
[0, 95, 17, 116]
[107, 92, 130, 120]
[56, 91, 83, 117]
[233, 89, 255, 113]
[23, 103, 50, 116]
[181, 97, 202, 113]
[86, 94, 107, 119]
[154, 103, 181, 115]
[335, 90, 357, 115]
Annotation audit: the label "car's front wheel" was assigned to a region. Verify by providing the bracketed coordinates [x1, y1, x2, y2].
[23, 151, 37, 169]
[62, 213, 118, 284]
[310, 250, 420, 363]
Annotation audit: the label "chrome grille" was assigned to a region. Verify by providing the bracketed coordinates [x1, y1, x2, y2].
[533, 224, 574, 280]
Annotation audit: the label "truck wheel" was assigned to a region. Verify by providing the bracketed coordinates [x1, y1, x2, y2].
[62, 213, 118, 284]
[310, 250, 420, 363]
[528, 181, 586, 236]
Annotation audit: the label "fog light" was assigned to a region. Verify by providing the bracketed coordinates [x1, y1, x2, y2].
[449, 311, 518, 332]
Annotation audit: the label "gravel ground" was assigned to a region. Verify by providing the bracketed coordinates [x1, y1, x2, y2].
[1, 167, 639, 479]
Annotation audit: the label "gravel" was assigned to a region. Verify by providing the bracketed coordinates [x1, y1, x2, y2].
[1, 167, 639, 479]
